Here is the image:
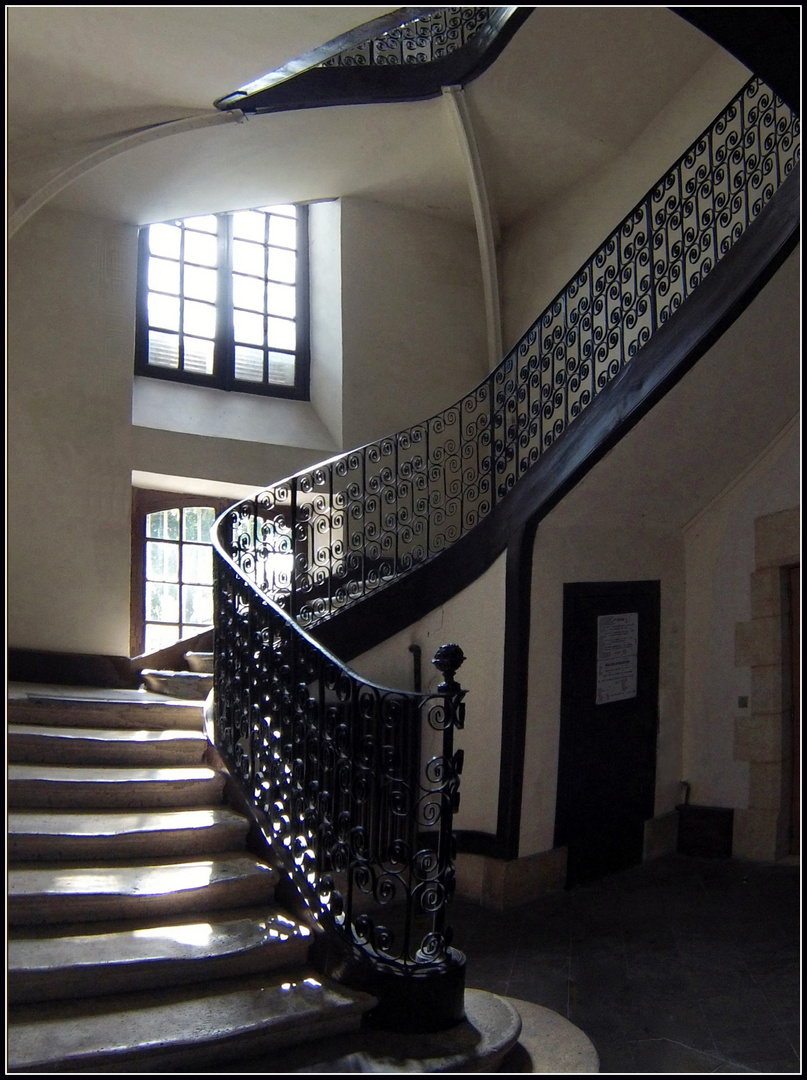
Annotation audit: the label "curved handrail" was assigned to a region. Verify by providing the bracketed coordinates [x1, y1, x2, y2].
[218, 76, 799, 633]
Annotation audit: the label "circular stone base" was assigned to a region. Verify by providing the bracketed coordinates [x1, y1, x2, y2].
[498, 997, 600, 1073]
[356, 988, 522, 1072]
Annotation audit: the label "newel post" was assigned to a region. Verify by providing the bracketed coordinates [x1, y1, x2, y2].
[430, 644, 466, 939]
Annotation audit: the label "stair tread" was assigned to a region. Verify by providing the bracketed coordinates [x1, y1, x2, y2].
[9, 764, 219, 782]
[8, 807, 248, 838]
[9, 854, 277, 900]
[8, 723, 206, 743]
[9, 910, 309, 970]
[7, 970, 375, 1071]
[8, 687, 204, 730]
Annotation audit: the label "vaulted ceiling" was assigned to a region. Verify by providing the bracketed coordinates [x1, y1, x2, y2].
[8, 7, 728, 231]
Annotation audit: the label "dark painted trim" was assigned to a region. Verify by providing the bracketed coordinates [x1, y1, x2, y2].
[218, 8, 534, 115]
[671, 8, 800, 115]
[7, 648, 137, 689]
[311, 164, 800, 664]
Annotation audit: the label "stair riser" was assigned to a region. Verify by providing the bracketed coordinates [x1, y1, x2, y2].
[8, 734, 205, 767]
[8, 823, 248, 862]
[8, 701, 204, 731]
[8, 976, 371, 1073]
[8, 876, 277, 926]
[142, 673, 213, 700]
[9, 937, 310, 1004]
[8, 778, 225, 810]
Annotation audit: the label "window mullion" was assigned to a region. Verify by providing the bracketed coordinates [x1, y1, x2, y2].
[217, 214, 235, 391]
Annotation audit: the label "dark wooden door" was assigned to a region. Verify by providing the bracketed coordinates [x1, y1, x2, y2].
[555, 580, 660, 887]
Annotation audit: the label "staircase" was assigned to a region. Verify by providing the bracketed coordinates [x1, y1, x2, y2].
[6, 668, 377, 1073]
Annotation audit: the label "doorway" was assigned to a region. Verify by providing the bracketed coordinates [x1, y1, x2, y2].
[555, 580, 661, 886]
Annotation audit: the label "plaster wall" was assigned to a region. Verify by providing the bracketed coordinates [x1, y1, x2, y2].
[682, 420, 800, 809]
[339, 197, 487, 448]
[8, 207, 136, 655]
[348, 553, 507, 835]
[499, 49, 750, 349]
[8, 196, 488, 658]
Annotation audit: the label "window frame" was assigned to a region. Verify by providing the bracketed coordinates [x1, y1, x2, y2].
[134, 205, 310, 400]
[130, 489, 232, 657]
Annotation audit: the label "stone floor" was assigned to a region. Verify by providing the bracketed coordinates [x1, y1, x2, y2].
[451, 853, 801, 1073]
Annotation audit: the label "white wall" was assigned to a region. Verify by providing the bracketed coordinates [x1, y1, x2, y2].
[349, 553, 507, 835]
[499, 49, 750, 350]
[8, 195, 488, 659]
[339, 197, 487, 448]
[8, 207, 136, 655]
[682, 420, 800, 809]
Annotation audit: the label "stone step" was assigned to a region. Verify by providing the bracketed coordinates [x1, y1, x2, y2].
[8, 764, 225, 809]
[8, 854, 279, 926]
[141, 669, 214, 700]
[7, 723, 207, 766]
[186, 651, 215, 674]
[8, 691, 204, 731]
[7, 970, 375, 1073]
[8, 909, 313, 1004]
[8, 808, 250, 861]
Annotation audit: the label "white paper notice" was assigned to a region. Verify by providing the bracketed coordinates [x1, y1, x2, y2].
[596, 612, 638, 704]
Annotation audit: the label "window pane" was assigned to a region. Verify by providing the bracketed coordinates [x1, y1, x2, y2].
[146, 581, 179, 623]
[232, 273, 265, 312]
[149, 224, 181, 259]
[234, 346, 264, 382]
[268, 215, 297, 250]
[184, 265, 217, 302]
[146, 509, 180, 541]
[146, 540, 179, 582]
[182, 544, 213, 585]
[145, 622, 180, 652]
[148, 257, 180, 295]
[184, 214, 217, 233]
[234, 309, 264, 346]
[232, 210, 266, 242]
[267, 351, 296, 386]
[266, 281, 295, 318]
[148, 293, 180, 332]
[184, 230, 218, 267]
[267, 247, 296, 284]
[183, 506, 200, 542]
[183, 336, 214, 375]
[198, 507, 215, 543]
[233, 239, 265, 276]
[148, 330, 179, 369]
[266, 316, 296, 351]
[182, 584, 213, 625]
[184, 299, 217, 339]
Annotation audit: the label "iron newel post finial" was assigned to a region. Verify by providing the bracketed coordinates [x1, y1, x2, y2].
[431, 643, 466, 692]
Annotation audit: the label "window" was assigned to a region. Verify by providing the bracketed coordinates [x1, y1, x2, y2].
[131, 491, 231, 656]
[135, 204, 309, 399]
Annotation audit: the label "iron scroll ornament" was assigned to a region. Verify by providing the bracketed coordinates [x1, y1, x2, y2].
[213, 554, 468, 1026]
[221, 77, 798, 633]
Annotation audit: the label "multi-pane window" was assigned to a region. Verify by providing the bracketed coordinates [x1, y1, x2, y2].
[136, 205, 309, 398]
[142, 506, 216, 653]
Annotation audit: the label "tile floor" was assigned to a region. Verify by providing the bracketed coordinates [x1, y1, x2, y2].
[452, 854, 800, 1073]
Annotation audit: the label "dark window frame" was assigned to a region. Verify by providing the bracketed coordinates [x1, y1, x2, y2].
[134, 205, 310, 400]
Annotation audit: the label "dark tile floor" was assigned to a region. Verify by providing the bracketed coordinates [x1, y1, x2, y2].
[451, 854, 801, 1074]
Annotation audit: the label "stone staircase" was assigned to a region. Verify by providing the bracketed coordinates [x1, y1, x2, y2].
[6, 672, 377, 1073]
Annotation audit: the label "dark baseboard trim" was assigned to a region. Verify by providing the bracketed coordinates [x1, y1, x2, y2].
[7, 648, 138, 689]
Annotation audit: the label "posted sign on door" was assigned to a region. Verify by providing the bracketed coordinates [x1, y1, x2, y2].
[596, 612, 638, 704]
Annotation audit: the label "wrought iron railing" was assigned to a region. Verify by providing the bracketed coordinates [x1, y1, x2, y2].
[213, 550, 468, 1026]
[219, 77, 798, 632]
[212, 73, 797, 1022]
[319, 7, 495, 68]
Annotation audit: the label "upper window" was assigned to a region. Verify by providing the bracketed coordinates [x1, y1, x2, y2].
[135, 204, 309, 399]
